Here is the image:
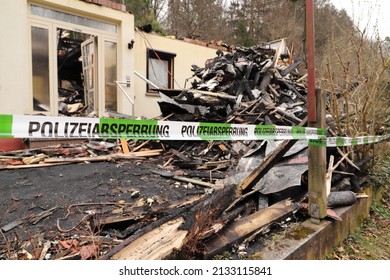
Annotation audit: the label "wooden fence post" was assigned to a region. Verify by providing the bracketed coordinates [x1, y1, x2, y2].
[305, 0, 327, 224]
[308, 88, 327, 224]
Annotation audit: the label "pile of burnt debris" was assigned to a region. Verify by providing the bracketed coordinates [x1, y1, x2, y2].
[158, 39, 306, 125]
[0, 41, 374, 260]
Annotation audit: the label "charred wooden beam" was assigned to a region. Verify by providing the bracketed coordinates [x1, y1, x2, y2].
[203, 199, 300, 258]
[101, 183, 239, 260]
[279, 58, 303, 77]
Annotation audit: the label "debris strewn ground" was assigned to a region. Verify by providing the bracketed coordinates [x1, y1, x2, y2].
[0, 41, 381, 260]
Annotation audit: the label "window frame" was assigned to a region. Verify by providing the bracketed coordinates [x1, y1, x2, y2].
[146, 48, 176, 95]
[30, 22, 55, 114]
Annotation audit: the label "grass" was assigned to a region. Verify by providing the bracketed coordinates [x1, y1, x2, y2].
[326, 200, 390, 260]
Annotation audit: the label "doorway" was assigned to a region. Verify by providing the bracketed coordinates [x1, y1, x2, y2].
[57, 28, 94, 115]
[30, 4, 120, 116]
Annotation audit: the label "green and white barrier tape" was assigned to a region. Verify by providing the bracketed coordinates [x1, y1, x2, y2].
[0, 114, 388, 147]
[0, 114, 325, 141]
[310, 135, 390, 147]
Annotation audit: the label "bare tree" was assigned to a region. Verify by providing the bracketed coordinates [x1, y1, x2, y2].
[165, 0, 226, 41]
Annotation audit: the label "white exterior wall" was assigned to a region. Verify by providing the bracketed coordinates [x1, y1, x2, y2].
[0, 1, 30, 114]
[134, 31, 220, 119]
[0, 0, 135, 116]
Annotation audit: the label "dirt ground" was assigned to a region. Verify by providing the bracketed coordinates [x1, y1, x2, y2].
[0, 136, 305, 260]
[0, 157, 209, 259]
[1, 141, 388, 260]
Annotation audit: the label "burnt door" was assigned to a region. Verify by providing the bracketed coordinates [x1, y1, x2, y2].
[81, 36, 98, 115]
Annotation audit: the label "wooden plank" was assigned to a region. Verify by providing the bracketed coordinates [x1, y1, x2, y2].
[326, 155, 334, 196]
[171, 149, 191, 162]
[79, 235, 122, 245]
[326, 152, 350, 195]
[100, 211, 146, 226]
[132, 140, 150, 152]
[120, 139, 130, 154]
[22, 153, 47, 165]
[218, 143, 229, 153]
[1, 219, 23, 232]
[0, 162, 73, 170]
[38, 241, 52, 260]
[151, 170, 216, 188]
[44, 155, 134, 163]
[296, 73, 307, 83]
[186, 170, 225, 179]
[166, 194, 206, 209]
[337, 147, 360, 171]
[204, 199, 299, 258]
[111, 217, 187, 260]
[100, 216, 139, 225]
[190, 89, 237, 101]
[44, 149, 163, 164]
[197, 160, 231, 170]
[114, 150, 162, 157]
[170, 175, 215, 188]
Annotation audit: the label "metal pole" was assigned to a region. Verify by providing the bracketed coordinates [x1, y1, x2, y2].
[115, 81, 135, 115]
[306, 0, 316, 122]
[134, 70, 160, 89]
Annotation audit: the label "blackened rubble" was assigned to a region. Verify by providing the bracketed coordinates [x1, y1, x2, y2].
[158, 39, 306, 125]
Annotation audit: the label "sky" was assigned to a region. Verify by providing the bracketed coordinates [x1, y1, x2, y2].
[329, 0, 390, 39]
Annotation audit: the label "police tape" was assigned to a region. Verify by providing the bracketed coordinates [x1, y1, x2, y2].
[310, 135, 390, 147]
[0, 114, 388, 147]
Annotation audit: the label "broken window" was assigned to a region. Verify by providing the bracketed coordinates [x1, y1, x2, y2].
[31, 26, 50, 112]
[147, 49, 176, 93]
